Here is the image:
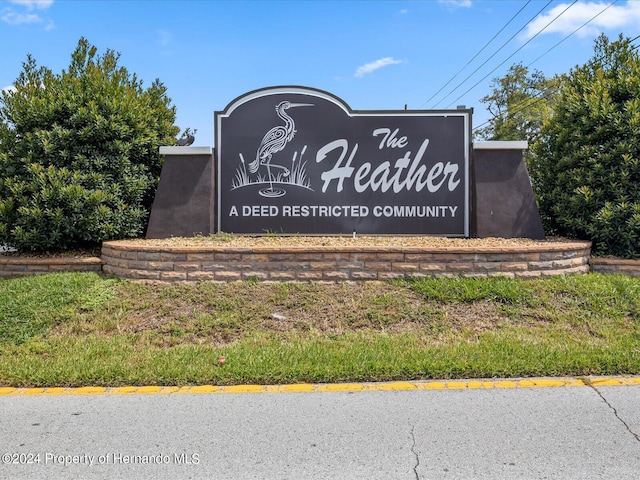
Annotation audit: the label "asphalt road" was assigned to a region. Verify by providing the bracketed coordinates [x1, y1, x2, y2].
[1, 379, 639, 479]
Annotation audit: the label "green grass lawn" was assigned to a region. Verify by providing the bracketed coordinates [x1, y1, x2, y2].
[1, 272, 639, 387]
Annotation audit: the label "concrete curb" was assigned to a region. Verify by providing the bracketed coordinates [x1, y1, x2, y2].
[2, 376, 639, 397]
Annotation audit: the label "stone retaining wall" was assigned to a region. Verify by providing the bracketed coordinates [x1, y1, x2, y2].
[0, 256, 103, 278]
[8, 243, 640, 281]
[590, 257, 640, 277]
[101, 240, 592, 282]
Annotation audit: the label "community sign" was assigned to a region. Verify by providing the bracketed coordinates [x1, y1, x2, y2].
[215, 86, 471, 235]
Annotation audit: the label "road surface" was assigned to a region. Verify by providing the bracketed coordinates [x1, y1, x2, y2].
[1, 377, 639, 479]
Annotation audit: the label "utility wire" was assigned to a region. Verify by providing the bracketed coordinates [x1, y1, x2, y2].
[473, 2, 626, 135]
[526, 0, 619, 69]
[419, 0, 532, 108]
[445, 0, 578, 108]
[472, 89, 558, 134]
[430, 0, 553, 108]
[473, 0, 621, 135]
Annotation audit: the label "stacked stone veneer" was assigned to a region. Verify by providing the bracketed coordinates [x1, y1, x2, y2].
[590, 257, 640, 277]
[0, 256, 103, 278]
[101, 240, 592, 282]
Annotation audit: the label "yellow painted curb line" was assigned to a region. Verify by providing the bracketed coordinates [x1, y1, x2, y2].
[1, 377, 640, 397]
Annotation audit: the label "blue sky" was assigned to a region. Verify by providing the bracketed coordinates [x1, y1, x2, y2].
[2, 0, 640, 145]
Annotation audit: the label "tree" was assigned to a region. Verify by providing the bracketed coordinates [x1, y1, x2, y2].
[530, 34, 640, 258]
[476, 63, 560, 142]
[0, 38, 180, 252]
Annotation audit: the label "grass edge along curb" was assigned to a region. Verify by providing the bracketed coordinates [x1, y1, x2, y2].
[2, 271, 639, 387]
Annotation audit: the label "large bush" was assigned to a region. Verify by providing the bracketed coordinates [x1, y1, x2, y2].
[0, 38, 180, 252]
[530, 35, 640, 258]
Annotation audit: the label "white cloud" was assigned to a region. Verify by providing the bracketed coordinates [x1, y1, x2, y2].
[7, 0, 54, 10]
[522, 1, 640, 39]
[2, 85, 17, 94]
[157, 29, 174, 47]
[1, 10, 41, 25]
[354, 57, 405, 78]
[438, 0, 472, 9]
[2, 0, 54, 28]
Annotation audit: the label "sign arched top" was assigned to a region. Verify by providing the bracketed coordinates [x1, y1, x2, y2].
[220, 86, 353, 116]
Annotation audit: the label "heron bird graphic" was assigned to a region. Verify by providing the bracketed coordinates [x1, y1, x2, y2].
[248, 101, 313, 197]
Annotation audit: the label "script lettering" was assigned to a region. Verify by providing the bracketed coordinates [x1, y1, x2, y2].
[317, 139, 358, 193]
[317, 138, 460, 194]
[372, 127, 408, 149]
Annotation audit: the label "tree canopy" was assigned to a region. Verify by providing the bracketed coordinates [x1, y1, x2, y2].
[476, 63, 560, 142]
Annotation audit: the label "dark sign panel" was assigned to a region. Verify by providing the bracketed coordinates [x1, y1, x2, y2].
[216, 86, 471, 235]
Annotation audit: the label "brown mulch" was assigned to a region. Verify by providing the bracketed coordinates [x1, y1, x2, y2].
[0, 247, 102, 258]
[118, 234, 564, 249]
[2, 235, 574, 259]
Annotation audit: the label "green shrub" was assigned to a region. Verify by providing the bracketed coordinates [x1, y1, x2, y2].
[530, 35, 640, 258]
[0, 38, 180, 252]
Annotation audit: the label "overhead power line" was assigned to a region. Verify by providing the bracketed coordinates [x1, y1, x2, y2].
[471, 89, 558, 135]
[419, 0, 532, 108]
[472, 0, 621, 135]
[473, 2, 623, 136]
[444, 0, 578, 109]
[429, 0, 554, 109]
[526, 0, 619, 69]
